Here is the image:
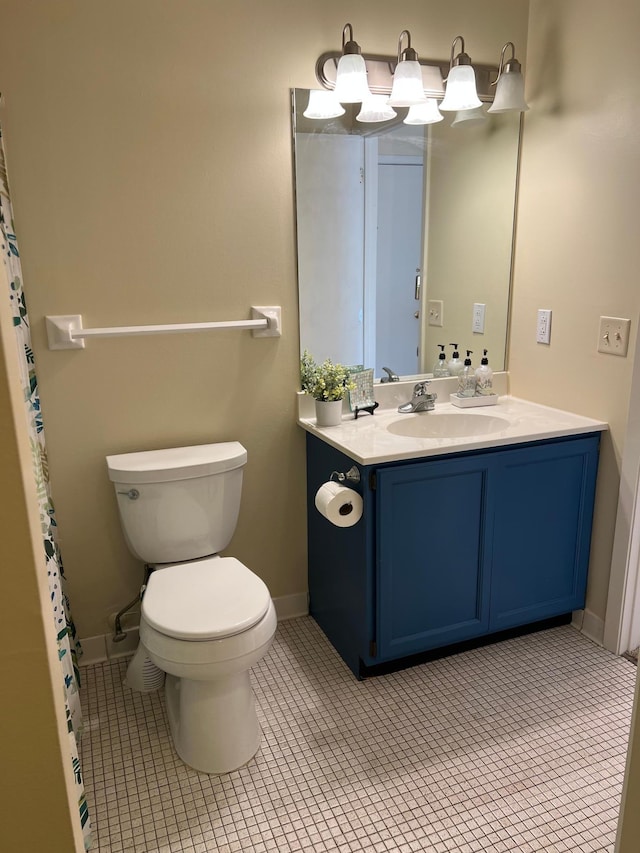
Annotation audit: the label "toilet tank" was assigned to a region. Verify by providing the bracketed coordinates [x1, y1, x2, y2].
[106, 442, 247, 564]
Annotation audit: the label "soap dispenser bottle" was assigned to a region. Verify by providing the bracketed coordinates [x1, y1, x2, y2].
[448, 343, 463, 376]
[433, 345, 450, 377]
[458, 350, 476, 397]
[475, 349, 494, 396]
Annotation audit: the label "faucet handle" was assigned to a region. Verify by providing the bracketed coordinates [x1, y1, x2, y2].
[413, 380, 431, 396]
[381, 366, 400, 382]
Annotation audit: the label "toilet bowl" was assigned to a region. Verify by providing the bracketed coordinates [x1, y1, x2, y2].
[106, 442, 277, 774]
[140, 558, 277, 773]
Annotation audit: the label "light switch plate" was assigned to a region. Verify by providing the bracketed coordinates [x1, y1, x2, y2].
[598, 316, 631, 356]
[428, 299, 444, 327]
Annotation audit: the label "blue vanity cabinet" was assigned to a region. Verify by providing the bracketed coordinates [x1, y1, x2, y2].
[488, 437, 599, 632]
[305, 434, 375, 677]
[375, 455, 494, 662]
[305, 431, 600, 678]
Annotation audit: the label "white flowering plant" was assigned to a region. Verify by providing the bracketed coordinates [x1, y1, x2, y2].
[300, 350, 355, 402]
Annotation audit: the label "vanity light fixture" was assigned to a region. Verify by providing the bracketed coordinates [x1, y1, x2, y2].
[403, 99, 443, 125]
[387, 30, 427, 107]
[303, 89, 345, 119]
[357, 94, 397, 123]
[487, 42, 529, 113]
[313, 27, 522, 118]
[439, 36, 483, 112]
[333, 23, 372, 103]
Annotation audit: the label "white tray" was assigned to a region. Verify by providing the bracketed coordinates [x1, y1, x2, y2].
[450, 393, 499, 408]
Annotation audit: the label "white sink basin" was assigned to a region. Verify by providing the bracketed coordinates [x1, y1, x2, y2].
[387, 412, 511, 439]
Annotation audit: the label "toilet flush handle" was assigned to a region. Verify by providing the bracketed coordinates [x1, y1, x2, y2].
[117, 488, 140, 500]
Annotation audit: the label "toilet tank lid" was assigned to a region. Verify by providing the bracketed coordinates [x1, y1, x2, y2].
[106, 442, 247, 484]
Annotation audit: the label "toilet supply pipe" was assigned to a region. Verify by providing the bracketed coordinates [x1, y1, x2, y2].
[112, 568, 150, 642]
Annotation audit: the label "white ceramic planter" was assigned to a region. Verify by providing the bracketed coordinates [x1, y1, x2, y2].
[315, 399, 343, 427]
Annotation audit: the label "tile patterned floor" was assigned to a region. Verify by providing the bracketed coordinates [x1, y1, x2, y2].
[80, 618, 637, 853]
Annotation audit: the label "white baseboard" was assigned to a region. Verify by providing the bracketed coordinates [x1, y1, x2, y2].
[273, 592, 309, 621]
[572, 608, 605, 646]
[77, 635, 110, 666]
[79, 592, 310, 667]
[79, 627, 140, 667]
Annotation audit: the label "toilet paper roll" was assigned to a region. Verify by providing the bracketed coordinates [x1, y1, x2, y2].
[314, 482, 363, 528]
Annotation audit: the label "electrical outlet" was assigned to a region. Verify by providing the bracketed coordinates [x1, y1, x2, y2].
[536, 309, 552, 344]
[472, 303, 486, 334]
[598, 316, 631, 356]
[428, 299, 444, 327]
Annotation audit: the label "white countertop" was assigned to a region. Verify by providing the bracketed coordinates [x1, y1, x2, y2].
[297, 395, 607, 465]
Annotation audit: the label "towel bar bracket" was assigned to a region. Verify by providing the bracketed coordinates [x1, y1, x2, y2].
[46, 314, 86, 349]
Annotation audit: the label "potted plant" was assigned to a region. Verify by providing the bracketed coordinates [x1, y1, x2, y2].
[300, 350, 355, 427]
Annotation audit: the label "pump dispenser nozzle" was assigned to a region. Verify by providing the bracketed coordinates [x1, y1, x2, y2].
[464, 349, 473, 365]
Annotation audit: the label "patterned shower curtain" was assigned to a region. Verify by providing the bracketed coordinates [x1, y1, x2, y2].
[0, 127, 91, 849]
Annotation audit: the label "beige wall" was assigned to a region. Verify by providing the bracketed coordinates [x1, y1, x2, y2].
[0, 265, 83, 850]
[0, 0, 529, 639]
[512, 0, 640, 625]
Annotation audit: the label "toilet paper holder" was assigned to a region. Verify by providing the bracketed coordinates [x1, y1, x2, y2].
[330, 465, 361, 484]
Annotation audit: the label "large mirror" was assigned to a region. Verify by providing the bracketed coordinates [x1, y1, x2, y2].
[292, 88, 521, 379]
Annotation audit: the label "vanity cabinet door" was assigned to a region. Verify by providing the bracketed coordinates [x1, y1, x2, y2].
[489, 435, 599, 632]
[376, 456, 493, 662]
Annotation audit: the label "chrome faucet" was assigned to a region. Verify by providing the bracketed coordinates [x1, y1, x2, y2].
[381, 366, 400, 382]
[398, 381, 438, 413]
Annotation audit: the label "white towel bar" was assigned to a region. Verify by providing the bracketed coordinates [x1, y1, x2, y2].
[45, 306, 281, 349]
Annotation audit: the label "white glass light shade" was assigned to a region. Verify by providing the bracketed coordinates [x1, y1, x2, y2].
[403, 99, 443, 125]
[356, 95, 397, 123]
[334, 53, 371, 103]
[451, 105, 487, 126]
[439, 64, 482, 111]
[487, 71, 529, 113]
[388, 60, 426, 107]
[303, 90, 346, 120]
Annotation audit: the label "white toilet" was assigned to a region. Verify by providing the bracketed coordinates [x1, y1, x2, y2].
[106, 441, 277, 775]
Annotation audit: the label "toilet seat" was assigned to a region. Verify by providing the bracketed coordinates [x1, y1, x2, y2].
[140, 599, 277, 670]
[142, 556, 271, 640]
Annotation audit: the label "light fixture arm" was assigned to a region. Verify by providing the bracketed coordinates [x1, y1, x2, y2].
[397, 30, 418, 64]
[341, 22, 361, 56]
[449, 35, 472, 68]
[491, 42, 522, 85]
